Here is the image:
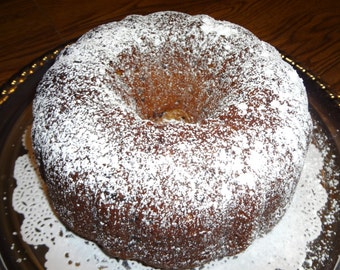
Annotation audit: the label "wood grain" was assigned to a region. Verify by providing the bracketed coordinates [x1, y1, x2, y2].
[0, 0, 339, 97]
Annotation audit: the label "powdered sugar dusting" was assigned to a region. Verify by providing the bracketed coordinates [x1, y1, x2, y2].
[200, 15, 239, 40]
[31, 11, 312, 268]
[12, 123, 338, 269]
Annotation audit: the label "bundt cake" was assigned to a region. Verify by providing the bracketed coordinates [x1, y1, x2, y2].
[32, 11, 312, 269]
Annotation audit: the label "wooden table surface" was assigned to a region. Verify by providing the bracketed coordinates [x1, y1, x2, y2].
[1, 0, 339, 98]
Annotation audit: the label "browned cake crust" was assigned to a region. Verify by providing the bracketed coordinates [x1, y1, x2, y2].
[32, 11, 312, 269]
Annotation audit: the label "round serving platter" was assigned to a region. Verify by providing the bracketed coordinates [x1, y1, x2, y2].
[0, 44, 339, 270]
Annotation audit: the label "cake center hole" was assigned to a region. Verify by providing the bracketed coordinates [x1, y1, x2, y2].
[129, 64, 210, 124]
[159, 108, 194, 123]
[112, 49, 221, 124]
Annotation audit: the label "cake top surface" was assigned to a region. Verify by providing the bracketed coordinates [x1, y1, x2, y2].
[32, 11, 312, 235]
